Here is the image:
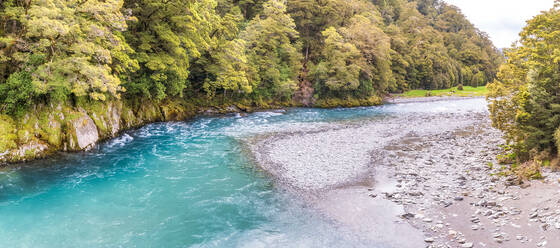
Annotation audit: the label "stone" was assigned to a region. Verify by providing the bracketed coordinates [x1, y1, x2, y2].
[71, 113, 99, 150]
[448, 230, 458, 236]
[461, 242, 474, 248]
[537, 240, 547, 247]
[520, 183, 531, 189]
[401, 213, 415, 219]
[530, 212, 539, 219]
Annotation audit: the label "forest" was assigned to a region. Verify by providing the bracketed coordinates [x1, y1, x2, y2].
[0, 0, 502, 114]
[488, 1, 560, 167]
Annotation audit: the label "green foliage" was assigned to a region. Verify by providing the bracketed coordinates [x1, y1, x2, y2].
[203, 38, 255, 96]
[202, 0, 302, 100]
[488, 1, 560, 161]
[243, 0, 303, 99]
[0, 71, 37, 115]
[0, 0, 502, 115]
[124, 0, 217, 100]
[312, 27, 364, 95]
[0, 115, 17, 152]
[399, 86, 487, 98]
[1, 0, 138, 102]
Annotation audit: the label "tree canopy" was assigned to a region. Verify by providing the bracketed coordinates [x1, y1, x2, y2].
[0, 0, 502, 113]
[488, 1, 560, 161]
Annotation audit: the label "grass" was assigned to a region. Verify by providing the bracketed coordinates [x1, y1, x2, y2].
[397, 86, 488, 98]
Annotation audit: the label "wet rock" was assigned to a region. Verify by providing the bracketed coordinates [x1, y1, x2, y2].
[401, 213, 415, 219]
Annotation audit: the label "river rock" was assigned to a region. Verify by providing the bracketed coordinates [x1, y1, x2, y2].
[69, 112, 99, 150]
[461, 242, 474, 248]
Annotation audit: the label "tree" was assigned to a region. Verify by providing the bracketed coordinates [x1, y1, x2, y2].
[203, 39, 255, 97]
[339, 13, 392, 93]
[312, 27, 364, 95]
[124, 0, 217, 100]
[488, 1, 560, 160]
[0, 0, 138, 102]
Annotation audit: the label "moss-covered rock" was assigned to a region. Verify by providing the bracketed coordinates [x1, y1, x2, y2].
[65, 109, 99, 151]
[160, 99, 196, 121]
[313, 96, 382, 108]
[0, 115, 17, 154]
[0, 94, 385, 164]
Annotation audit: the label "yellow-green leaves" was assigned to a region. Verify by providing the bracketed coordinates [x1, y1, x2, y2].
[313, 27, 362, 92]
[0, 0, 503, 112]
[125, 0, 218, 100]
[207, 0, 303, 99]
[488, 1, 560, 160]
[203, 39, 254, 96]
[0, 0, 136, 103]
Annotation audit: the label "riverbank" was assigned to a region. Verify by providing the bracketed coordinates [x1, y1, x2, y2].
[0, 93, 385, 164]
[249, 98, 560, 247]
[0, 97, 298, 164]
[396, 86, 488, 98]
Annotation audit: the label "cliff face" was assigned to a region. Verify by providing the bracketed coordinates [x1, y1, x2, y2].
[0, 99, 200, 163]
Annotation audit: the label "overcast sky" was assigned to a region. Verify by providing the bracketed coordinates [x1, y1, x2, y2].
[443, 0, 555, 48]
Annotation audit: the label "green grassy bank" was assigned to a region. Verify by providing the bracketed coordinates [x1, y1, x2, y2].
[398, 86, 488, 98]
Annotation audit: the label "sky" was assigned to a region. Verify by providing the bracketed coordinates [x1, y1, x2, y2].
[443, 0, 555, 48]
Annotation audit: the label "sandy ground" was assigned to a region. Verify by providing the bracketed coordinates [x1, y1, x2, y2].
[249, 98, 560, 248]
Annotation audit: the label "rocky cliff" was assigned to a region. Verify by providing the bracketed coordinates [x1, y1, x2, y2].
[0, 99, 202, 163]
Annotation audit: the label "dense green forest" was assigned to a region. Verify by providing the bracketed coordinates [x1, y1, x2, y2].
[488, 1, 560, 166]
[0, 0, 501, 114]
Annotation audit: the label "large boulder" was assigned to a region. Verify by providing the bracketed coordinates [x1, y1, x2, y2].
[68, 111, 99, 150]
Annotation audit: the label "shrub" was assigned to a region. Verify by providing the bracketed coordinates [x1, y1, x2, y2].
[457, 84, 464, 90]
[0, 71, 38, 115]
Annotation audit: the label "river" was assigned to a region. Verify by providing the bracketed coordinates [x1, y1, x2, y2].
[0, 98, 490, 248]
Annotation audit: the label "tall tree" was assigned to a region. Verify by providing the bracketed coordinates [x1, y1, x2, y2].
[243, 0, 303, 99]
[488, 1, 560, 160]
[124, 0, 217, 100]
[0, 0, 137, 106]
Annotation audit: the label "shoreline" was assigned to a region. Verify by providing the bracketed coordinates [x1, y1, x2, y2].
[0, 94, 481, 165]
[0, 98, 297, 165]
[248, 98, 560, 247]
[384, 95, 486, 104]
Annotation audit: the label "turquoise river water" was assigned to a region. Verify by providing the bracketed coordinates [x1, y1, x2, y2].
[0, 98, 487, 248]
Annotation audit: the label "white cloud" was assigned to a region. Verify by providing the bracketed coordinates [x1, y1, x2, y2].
[443, 0, 555, 48]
